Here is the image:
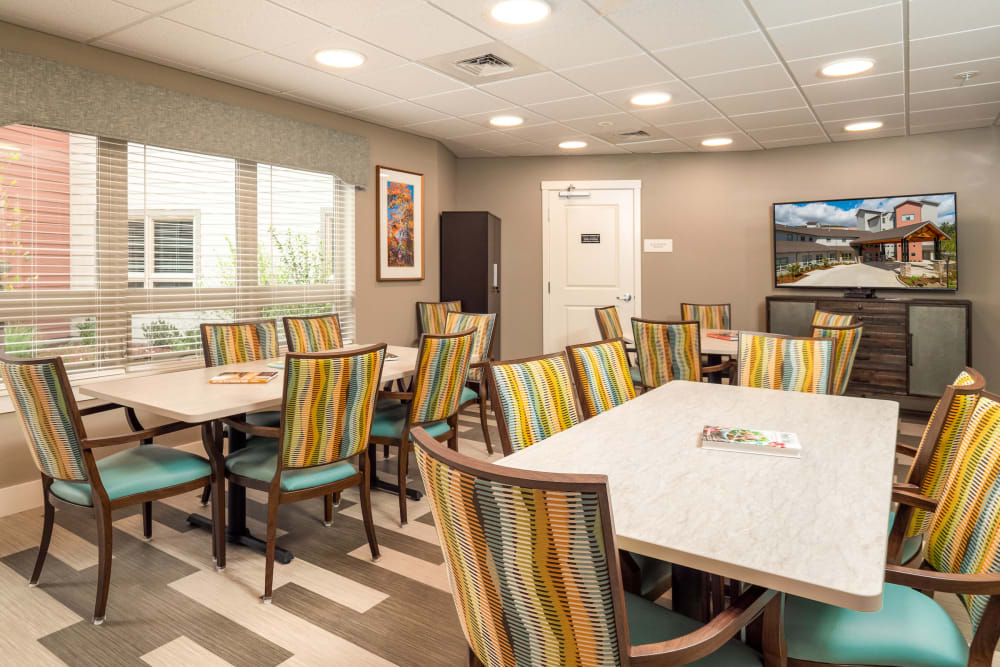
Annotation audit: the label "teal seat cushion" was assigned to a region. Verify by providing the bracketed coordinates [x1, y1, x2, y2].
[247, 410, 280, 427]
[50, 445, 211, 507]
[625, 592, 761, 666]
[460, 385, 478, 405]
[630, 365, 642, 386]
[888, 511, 924, 564]
[370, 402, 451, 441]
[785, 583, 969, 667]
[225, 438, 356, 492]
[629, 553, 672, 600]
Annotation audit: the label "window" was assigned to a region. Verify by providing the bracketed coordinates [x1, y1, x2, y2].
[901, 214, 915, 221]
[128, 213, 197, 288]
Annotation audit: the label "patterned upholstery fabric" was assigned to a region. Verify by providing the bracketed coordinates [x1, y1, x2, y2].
[414, 444, 623, 667]
[925, 394, 1000, 632]
[568, 339, 636, 418]
[491, 354, 579, 454]
[410, 332, 474, 424]
[680, 303, 731, 330]
[444, 312, 496, 382]
[812, 310, 855, 327]
[280, 347, 384, 468]
[284, 315, 343, 353]
[595, 306, 624, 339]
[631, 320, 701, 388]
[418, 301, 461, 336]
[905, 371, 981, 539]
[203, 321, 279, 367]
[1, 359, 87, 481]
[736, 333, 833, 394]
[811, 324, 862, 395]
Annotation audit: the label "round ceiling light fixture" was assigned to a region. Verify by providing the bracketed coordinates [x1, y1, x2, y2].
[844, 120, 883, 132]
[490, 115, 524, 127]
[558, 140, 587, 149]
[491, 0, 551, 24]
[314, 49, 366, 68]
[629, 91, 672, 106]
[820, 58, 875, 78]
[701, 137, 733, 147]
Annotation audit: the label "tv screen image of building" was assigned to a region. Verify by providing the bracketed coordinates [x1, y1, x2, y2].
[772, 193, 957, 290]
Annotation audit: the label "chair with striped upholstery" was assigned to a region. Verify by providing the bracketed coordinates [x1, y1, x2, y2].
[784, 390, 1000, 667]
[282, 313, 343, 352]
[416, 300, 461, 336]
[631, 318, 732, 389]
[595, 305, 641, 387]
[411, 428, 783, 667]
[222, 344, 386, 602]
[1, 353, 221, 624]
[680, 302, 732, 330]
[566, 338, 636, 419]
[812, 309, 855, 327]
[736, 332, 834, 394]
[369, 329, 474, 525]
[445, 311, 497, 454]
[810, 321, 863, 395]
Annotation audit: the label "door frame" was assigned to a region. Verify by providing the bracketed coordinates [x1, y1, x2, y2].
[540, 180, 642, 353]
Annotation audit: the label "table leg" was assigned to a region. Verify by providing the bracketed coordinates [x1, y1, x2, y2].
[671, 564, 711, 622]
[368, 446, 423, 501]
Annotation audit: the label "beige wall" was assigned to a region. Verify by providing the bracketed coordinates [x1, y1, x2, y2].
[455, 127, 1000, 381]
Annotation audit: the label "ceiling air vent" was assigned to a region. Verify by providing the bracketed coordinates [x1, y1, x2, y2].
[454, 53, 515, 78]
[618, 129, 651, 138]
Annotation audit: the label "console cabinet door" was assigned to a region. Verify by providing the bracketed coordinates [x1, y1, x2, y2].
[908, 304, 969, 397]
[768, 300, 815, 337]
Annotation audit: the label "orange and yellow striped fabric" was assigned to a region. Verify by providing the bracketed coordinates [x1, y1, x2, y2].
[284, 314, 343, 353]
[280, 347, 384, 468]
[594, 306, 624, 339]
[417, 301, 461, 335]
[631, 320, 701, 388]
[736, 333, 833, 394]
[2, 359, 88, 481]
[925, 394, 1000, 632]
[203, 321, 279, 367]
[568, 339, 635, 418]
[680, 303, 731, 330]
[414, 443, 623, 667]
[810, 323, 862, 395]
[905, 370, 982, 539]
[410, 331, 475, 424]
[812, 310, 855, 327]
[490, 354, 579, 454]
[444, 312, 496, 382]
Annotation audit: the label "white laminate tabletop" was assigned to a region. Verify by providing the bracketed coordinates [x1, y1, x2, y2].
[497, 380, 898, 611]
[701, 329, 739, 356]
[79, 344, 418, 423]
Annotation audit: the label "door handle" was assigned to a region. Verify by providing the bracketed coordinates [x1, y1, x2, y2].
[616, 293, 633, 302]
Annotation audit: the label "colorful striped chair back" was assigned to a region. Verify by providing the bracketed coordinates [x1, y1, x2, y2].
[812, 310, 855, 327]
[567, 339, 636, 419]
[810, 321, 863, 395]
[594, 305, 624, 339]
[412, 431, 628, 667]
[736, 332, 833, 394]
[489, 353, 580, 456]
[278, 345, 386, 469]
[409, 329, 475, 425]
[444, 312, 496, 382]
[904, 369, 985, 540]
[631, 318, 702, 388]
[283, 314, 343, 353]
[925, 391, 1000, 632]
[416, 300, 461, 336]
[680, 303, 731, 330]
[1, 355, 88, 482]
[201, 320, 279, 367]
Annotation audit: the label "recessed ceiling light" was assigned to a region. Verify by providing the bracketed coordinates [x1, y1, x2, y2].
[0, 143, 19, 151]
[491, 0, 550, 24]
[630, 92, 671, 106]
[314, 49, 366, 68]
[844, 121, 883, 132]
[701, 137, 733, 147]
[490, 115, 524, 127]
[558, 140, 587, 149]
[820, 58, 875, 78]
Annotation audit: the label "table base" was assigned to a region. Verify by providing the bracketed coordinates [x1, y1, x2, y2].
[186, 513, 294, 565]
[372, 476, 423, 501]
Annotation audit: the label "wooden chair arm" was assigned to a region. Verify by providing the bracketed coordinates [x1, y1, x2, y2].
[630, 586, 777, 665]
[702, 359, 735, 375]
[82, 420, 196, 449]
[895, 442, 919, 457]
[885, 565, 1000, 595]
[892, 488, 937, 512]
[78, 402, 124, 417]
[379, 390, 414, 401]
[222, 418, 281, 439]
[470, 360, 489, 369]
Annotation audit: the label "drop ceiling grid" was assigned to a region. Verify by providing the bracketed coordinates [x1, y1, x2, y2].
[0, 0, 997, 155]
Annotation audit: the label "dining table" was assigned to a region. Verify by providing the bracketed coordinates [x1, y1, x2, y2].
[497, 380, 899, 621]
[80, 344, 419, 565]
[700, 328, 739, 383]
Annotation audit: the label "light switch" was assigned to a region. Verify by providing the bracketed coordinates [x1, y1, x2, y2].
[644, 238, 673, 253]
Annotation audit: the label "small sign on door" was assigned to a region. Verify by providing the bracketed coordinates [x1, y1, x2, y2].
[581, 233, 601, 243]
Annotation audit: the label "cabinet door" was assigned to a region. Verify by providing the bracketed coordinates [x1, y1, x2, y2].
[768, 300, 815, 336]
[908, 304, 969, 397]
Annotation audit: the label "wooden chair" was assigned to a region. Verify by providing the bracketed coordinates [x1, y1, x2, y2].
[811, 309, 855, 327]
[369, 328, 475, 525]
[282, 313, 343, 352]
[444, 311, 497, 454]
[631, 318, 733, 390]
[595, 305, 641, 386]
[809, 321, 863, 396]
[221, 344, 386, 603]
[784, 390, 1000, 667]
[680, 302, 732, 330]
[736, 332, 833, 394]
[1, 353, 222, 625]
[416, 300, 461, 336]
[411, 428, 785, 667]
[566, 338, 636, 420]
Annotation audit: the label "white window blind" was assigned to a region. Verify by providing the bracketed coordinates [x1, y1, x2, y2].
[0, 123, 356, 388]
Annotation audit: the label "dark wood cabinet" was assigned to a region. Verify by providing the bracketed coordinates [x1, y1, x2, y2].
[440, 211, 501, 357]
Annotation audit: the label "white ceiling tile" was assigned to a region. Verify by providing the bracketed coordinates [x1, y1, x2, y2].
[909, 101, 1000, 125]
[352, 101, 448, 126]
[608, 0, 758, 51]
[441, 140, 500, 158]
[503, 123, 581, 142]
[404, 116, 485, 139]
[829, 126, 906, 141]
[454, 131, 530, 150]
[527, 95, 620, 121]
[910, 27, 1000, 70]
[822, 112, 904, 133]
[654, 32, 777, 79]
[117, 0, 188, 12]
[461, 106, 551, 129]
[284, 77, 399, 111]
[411, 88, 511, 115]
[785, 43, 903, 87]
[730, 107, 817, 129]
[661, 117, 739, 138]
[509, 18, 641, 70]
[812, 95, 904, 121]
[801, 72, 904, 105]
[489, 141, 556, 156]
[747, 123, 826, 142]
[558, 55, 674, 93]
[266, 28, 407, 79]
[428, 0, 600, 43]
[164, 0, 329, 51]
[478, 73, 587, 105]
[351, 63, 466, 99]
[207, 53, 349, 94]
[0, 0, 146, 41]
[562, 113, 648, 134]
[766, 4, 902, 61]
[599, 81, 701, 110]
[711, 88, 805, 115]
[911, 58, 1000, 93]
[909, 118, 997, 135]
[268, 0, 419, 27]
[94, 17, 256, 71]
[761, 136, 829, 149]
[908, 0, 1000, 40]
[910, 82, 1000, 112]
[622, 138, 692, 153]
[748, 0, 895, 28]
[686, 63, 794, 98]
[632, 100, 722, 125]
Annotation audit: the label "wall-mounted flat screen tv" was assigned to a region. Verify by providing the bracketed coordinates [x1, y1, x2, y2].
[772, 193, 957, 290]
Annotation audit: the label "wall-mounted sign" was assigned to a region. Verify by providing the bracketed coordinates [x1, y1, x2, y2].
[644, 238, 673, 253]
[581, 234, 601, 244]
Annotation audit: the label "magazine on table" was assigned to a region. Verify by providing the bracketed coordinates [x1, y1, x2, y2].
[209, 371, 278, 384]
[700, 425, 801, 458]
[706, 330, 738, 341]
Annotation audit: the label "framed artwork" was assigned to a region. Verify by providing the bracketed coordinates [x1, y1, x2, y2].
[376, 165, 424, 281]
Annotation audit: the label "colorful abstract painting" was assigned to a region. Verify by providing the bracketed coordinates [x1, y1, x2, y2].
[386, 181, 414, 267]
[377, 166, 423, 280]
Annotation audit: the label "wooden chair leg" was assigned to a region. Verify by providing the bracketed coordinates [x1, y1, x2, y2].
[262, 495, 279, 603]
[478, 387, 493, 455]
[212, 474, 226, 570]
[142, 501, 153, 540]
[93, 504, 114, 625]
[360, 456, 380, 561]
[332, 491, 341, 507]
[761, 593, 788, 667]
[383, 445, 389, 459]
[200, 484, 211, 507]
[323, 494, 334, 527]
[468, 647, 485, 667]
[29, 487, 54, 587]
[397, 440, 409, 526]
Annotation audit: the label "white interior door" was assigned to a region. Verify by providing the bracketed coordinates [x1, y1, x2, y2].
[543, 181, 641, 353]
